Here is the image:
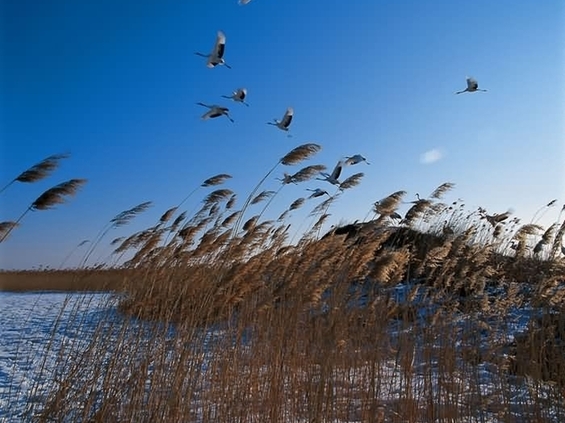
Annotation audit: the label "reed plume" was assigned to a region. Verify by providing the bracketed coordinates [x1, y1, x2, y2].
[226, 194, 237, 209]
[0, 221, 18, 243]
[203, 189, 234, 208]
[289, 197, 305, 211]
[111, 201, 153, 228]
[291, 165, 327, 182]
[159, 207, 178, 224]
[250, 190, 276, 205]
[430, 182, 456, 199]
[0, 153, 70, 195]
[339, 172, 364, 190]
[550, 220, 565, 259]
[231, 144, 323, 236]
[202, 173, 232, 187]
[280, 143, 321, 165]
[0, 179, 87, 244]
[373, 190, 407, 216]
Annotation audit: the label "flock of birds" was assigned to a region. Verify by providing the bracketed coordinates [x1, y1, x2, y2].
[194, 3, 488, 204]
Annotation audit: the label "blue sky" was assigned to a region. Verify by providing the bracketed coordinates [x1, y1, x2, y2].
[1, 0, 564, 269]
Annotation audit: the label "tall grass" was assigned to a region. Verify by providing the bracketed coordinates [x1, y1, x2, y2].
[2, 149, 565, 422]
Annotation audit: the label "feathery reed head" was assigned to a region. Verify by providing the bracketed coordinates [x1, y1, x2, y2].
[0, 221, 19, 242]
[221, 211, 241, 228]
[159, 207, 178, 223]
[203, 188, 234, 207]
[172, 211, 187, 228]
[339, 172, 364, 190]
[14, 153, 70, 184]
[289, 197, 306, 211]
[373, 190, 407, 215]
[226, 194, 237, 209]
[30, 179, 87, 211]
[280, 143, 321, 165]
[201, 173, 232, 187]
[251, 190, 276, 205]
[430, 182, 456, 199]
[291, 165, 327, 183]
[111, 201, 153, 227]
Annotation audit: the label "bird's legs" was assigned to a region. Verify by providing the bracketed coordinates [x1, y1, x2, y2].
[196, 102, 213, 109]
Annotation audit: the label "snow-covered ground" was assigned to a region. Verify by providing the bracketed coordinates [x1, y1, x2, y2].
[0, 287, 563, 422]
[0, 292, 119, 422]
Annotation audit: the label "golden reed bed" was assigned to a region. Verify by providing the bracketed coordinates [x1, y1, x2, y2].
[0, 269, 129, 292]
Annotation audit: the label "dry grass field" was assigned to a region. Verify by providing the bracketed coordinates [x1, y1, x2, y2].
[2, 148, 565, 422]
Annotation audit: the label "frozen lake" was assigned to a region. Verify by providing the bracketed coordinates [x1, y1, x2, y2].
[1, 287, 563, 422]
[0, 291, 119, 422]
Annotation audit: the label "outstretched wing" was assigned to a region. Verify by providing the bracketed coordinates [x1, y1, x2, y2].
[281, 107, 293, 127]
[330, 161, 343, 181]
[214, 31, 226, 59]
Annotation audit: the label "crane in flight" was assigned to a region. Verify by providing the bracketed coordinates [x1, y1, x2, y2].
[196, 103, 234, 123]
[222, 88, 249, 106]
[195, 31, 231, 69]
[456, 77, 487, 94]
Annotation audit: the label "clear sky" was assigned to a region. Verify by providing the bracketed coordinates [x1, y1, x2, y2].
[1, 0, 564, 269]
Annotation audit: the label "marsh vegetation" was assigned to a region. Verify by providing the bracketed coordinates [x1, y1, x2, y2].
[1, 149, 564, 422]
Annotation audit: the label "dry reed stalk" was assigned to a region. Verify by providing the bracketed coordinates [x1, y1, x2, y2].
[202, 188, 234, 208]
[291, 164, 327, 182]
[250, 190, 275, 205]
[201, 173, 232, 187]
[30, 179, 87, 211]
[339, 172, 364, 190]
[373, 190, 407, 216]
[220, 211, 241, 228]
[0, 179, 88, 244]
[0, 153, 70, 195]
[0, 221, 18, 243]
[289, 197, 305, 211]
[226, 194, 237, 209]
[404, 199, 432, 226]
[232, 144, 323, 237]
[430, 182, 456, 199]
[159, 206, 178, 224]
[280, 143, 322, 165]
[110, 201, 153, 228]
[550, 220, 565, 259]
[277, 209, 289, 221]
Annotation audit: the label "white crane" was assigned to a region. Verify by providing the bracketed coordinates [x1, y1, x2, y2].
[267, 107, 293, 133]
[276, 173, 297, 185]
[344, 154, 370, 166]
[307, 188, 329, 199]
[456, 77, 487, 94]
[194, 31, 231, 69]
[196, 103, 234, 123]
[222, 88, 249, 106]
[316, 160, 343, 186]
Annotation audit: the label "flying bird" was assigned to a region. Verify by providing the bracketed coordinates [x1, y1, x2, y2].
[456, 77, 487, 94]
[276, 173, 296, 185]
[222, 88, 249, 106]
[267, 107, 293, 135]
[344, 154, 370, 166]
[238, 0, 252, 4]
[307, 188, 329, 199]
[196, 103, 234, 123]
[316, 160, 343, 186]
[195, 31, 231, 69]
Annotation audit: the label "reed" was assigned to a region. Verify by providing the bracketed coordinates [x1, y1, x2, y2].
[2, 151, 565, 423]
